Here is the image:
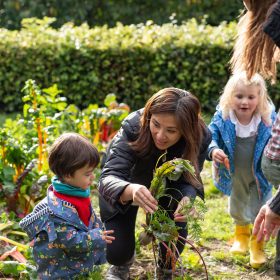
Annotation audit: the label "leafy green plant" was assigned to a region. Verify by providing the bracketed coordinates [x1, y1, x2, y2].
[22, 80, 67, 172]
[0, 125, 39, 213]
[140, 157, 208, 279]
[0, 17, 239, 113]
[178, 197, 207, 239]
[0, 0, 243, 30]
[0, 80, 130, 216]
[82, 93, 130, 147]
[0, 261, 37, 279]
[0, 211, 36, 279]
[0, 80, 131, 279]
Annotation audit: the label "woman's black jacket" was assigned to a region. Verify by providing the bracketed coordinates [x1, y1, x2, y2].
[98, 109, 212, 222]
[263, 0, 280, 48]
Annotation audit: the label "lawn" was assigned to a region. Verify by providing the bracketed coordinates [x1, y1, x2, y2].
[0, 111, 278, 279]
[86, 161, 278, 280]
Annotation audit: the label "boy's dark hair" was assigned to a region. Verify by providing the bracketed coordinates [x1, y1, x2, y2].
[48, 132, 100, 179]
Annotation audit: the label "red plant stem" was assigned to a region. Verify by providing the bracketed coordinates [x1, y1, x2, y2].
[101, 122, 110, 142]
[7, 160, 36, 213]
[168, 241, 178, 271]
[178, 236, 208, 280]
[159, 241, 177, 270]
[170, 242, 187, 276]
[170, 241, 182, 270]
[24, 196, 32, 217]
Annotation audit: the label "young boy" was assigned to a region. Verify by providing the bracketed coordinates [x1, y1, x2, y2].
[20, 132, 114, 279]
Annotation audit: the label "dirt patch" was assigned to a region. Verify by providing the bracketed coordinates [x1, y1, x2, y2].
[128, 239, 279, 280]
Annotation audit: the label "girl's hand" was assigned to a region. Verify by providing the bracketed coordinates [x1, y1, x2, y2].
[101, 230, 115, 244]
[123, 184, 158, 214]
[174, 196, 197, 222]
[212, 148, 228, 164]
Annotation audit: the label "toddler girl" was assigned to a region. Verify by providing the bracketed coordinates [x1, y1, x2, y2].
[208, 71, 276, 268]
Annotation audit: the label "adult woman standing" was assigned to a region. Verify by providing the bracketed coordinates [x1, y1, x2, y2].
[98, 87, 211, 279]
[230, 0, 280, 275]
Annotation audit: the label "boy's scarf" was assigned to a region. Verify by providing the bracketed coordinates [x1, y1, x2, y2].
[51, 176, 90, 197]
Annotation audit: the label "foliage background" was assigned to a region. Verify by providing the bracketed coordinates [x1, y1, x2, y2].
[1, 1, 280, 114]
[0, 18, 236, 113]
[0, 0, 243, 29]
[1, 1, 280, 278]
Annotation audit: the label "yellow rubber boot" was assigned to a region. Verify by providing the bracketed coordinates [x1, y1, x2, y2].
[250, 235, 266, 268]
[230, 224, 250, 255]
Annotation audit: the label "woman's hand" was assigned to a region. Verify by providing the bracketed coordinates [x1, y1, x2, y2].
[120, 184, 158, 214]
[253, 205, 280, 241]
[174, 196, 197, 222]
[101, 230, 115, 244]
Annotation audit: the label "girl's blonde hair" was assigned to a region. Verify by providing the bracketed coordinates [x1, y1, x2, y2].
[219, 71, 272, 124]
[230, 0, 279, 82]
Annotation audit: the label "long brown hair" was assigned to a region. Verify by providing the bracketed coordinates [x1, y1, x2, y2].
[231, 0, 279, 82]
[131, 87, 207, 187]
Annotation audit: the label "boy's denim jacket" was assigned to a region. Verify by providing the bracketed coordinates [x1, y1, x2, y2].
[19, 186, 106, 280]
[207, 109, 276, 198]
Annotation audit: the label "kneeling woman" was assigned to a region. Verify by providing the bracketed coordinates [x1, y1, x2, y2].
[98, 87, 211, 279]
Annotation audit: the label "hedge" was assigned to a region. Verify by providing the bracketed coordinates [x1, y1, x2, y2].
[0, 0, 243, 30]
[1, 17, 279, 113]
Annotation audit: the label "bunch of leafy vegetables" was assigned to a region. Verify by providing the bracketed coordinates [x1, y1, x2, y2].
[178, 196, 207, 239]
[147, 157, 208, 242]
[140, 156, 208, 279]
[149, 157, 195, 200]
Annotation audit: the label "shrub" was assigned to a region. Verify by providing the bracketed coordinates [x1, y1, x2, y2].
[0, 0, 243, 30]
[1, 17, 280, 113]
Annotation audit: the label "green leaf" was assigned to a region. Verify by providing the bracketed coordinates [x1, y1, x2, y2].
[104, 94, 116, 107]
[42, 84, 63, 97]
[3, 181, 16, 194]
[3, 166, 15, 178]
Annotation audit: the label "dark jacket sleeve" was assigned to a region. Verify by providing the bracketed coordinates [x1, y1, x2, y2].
[98, 128, 135, 209]
[98, 111, 141, 210]
[269, 189, 280, 215]
[198, 126, 212, 172]
[263, 0, 280, 48]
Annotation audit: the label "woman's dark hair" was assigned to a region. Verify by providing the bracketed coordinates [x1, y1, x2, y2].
[48, 132, 100, 179]
[131, 87, 207, 188]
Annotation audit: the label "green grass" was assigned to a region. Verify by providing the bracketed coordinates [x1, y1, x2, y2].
[130, 160, 277, 279]
[88, 160, 278, 279]
[1, 112, 277, 279]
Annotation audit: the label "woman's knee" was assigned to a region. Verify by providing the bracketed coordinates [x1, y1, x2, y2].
[106, 242, 135, 265]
